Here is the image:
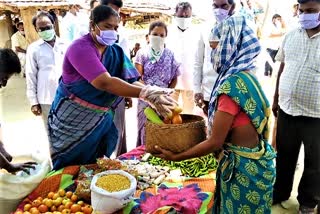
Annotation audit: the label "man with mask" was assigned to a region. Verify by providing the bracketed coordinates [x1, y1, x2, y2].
[209, 0, 236, 49]
[100, 0, 132, 157]
[26, 11, 67, 128]
[167, 2, 196, 114]
[11, 22, 28, 77]
[196, 0, 236, 114]
[193, 14, 218, 116]
[272, 0, 320, 213]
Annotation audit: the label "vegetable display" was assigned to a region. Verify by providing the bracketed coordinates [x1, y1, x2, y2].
[148, 153, 218, 177]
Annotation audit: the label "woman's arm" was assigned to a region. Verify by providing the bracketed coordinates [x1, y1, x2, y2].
[91, 72, 142, 98]
[132, 81, 145, 87]
[135, 63, 144, 76]
[154, 110, 234, 161]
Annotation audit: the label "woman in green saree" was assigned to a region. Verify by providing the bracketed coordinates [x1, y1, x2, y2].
[154, 15, 276, 214]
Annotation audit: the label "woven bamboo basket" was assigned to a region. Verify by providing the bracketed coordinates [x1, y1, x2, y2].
[145, 114, 207, 153]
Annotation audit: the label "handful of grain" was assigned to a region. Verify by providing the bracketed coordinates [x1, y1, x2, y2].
[96, 174, 130, 192]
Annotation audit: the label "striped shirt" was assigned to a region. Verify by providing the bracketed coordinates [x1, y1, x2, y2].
[276, 28, 320, 118]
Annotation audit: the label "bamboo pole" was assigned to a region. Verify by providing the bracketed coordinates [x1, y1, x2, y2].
[5, 12, 14, 36]
[20, 8, 39, 44]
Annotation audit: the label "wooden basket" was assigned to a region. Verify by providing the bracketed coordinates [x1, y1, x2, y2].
[145, 114, 207, 153]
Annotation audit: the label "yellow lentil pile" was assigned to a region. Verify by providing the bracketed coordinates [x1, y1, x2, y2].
[96, 174, 131, 192]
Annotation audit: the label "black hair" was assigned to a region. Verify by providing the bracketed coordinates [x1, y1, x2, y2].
[175, 2, 192, 13]
[68, 4, 77, 9]
[228, 0, 235, 4]
[100, 0, 123, 8]
[90, 0, 98, 9]
[272, 14, 281, 20]
[32, 11, 55, 28]
[298, 0, 320, 3]
[16, 22, 23, 28]
[148, 20, 168, 36]
[49, 10, 58, 21]
[0, 48, 21, 76]
[90, 5, 119, 24]
[60, 10, 67, 18]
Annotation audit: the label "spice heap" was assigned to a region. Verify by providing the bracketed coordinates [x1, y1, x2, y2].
[97, 158, 123, 171]
[96, 174, 131, 192]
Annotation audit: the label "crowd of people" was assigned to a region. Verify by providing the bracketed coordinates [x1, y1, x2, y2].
[1, 0, 320, 213]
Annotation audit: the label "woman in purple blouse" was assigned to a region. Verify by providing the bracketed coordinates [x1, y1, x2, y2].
[48, 7, 176, 170]
[135, 21, 181, 146]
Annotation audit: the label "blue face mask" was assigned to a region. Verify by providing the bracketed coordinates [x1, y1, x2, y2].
[213, 8, 230, 23]
[299, 13, 320, 29]
[95, 24, 118, 46]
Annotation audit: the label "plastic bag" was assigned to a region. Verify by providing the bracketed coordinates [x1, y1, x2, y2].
[90, 170, 137, 214]
[0, 154, 51, 213]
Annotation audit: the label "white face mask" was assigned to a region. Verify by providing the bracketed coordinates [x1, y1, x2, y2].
[175, 17, 192, 30]
[149, 35, 165, 52]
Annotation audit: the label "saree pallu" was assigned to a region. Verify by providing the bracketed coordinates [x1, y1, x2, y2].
[213, 140, 276, 214]
[49, 44, 140, 170]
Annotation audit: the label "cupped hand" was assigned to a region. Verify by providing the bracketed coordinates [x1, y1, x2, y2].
[139, 85, 174, 100]
[6, 161, 37, 174]
[152, 95, 178, 118]
[153, 145, 179, 161]
[0, 145, 13, 162]
[31, 104, 42, 116]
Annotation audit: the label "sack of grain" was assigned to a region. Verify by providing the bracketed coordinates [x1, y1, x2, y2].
[0, 154, 51, 214]
[90, 170, 137, 214]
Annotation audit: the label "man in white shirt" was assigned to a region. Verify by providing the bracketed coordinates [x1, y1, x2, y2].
[26, 11, 67, 127]
[60, 4, 81, 44]
[264, 14, 286, 77]
[167, 2, 197, 114]
[193, 20, 219, 116]
[272, 0, 320, 212]
[11, 22, 28, 77]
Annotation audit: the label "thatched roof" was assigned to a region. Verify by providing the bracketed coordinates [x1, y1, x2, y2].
[0, 0, 70, 13]
[122, 0, 172, 16]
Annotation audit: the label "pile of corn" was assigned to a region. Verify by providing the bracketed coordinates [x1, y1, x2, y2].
[148, 153, 218, 177]
[96, 174, 130, 192]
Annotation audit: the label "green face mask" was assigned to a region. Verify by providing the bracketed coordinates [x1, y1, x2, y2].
[38, 29, 55, 41]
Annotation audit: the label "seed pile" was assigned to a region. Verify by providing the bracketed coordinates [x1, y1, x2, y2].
[148, 153, 218, 177]
[96, 174, 130, 192]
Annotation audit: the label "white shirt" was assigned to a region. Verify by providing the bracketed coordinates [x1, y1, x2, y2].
[193, 22, 219, 101]
[264, 23, 286, 50]
[276, 28, 320, 118]
[118, 26, 130, 57]
[60, 12, 82, 44]
[26, 37, 68, 105]
[166, 25, 198, 90]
